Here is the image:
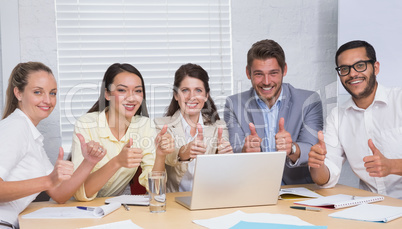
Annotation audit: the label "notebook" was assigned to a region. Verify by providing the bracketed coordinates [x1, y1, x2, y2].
[105, 195, 149, 206]
[175, 151, 286, 210]
[279, 187, 322, 199]
[295, 194, 384, 209]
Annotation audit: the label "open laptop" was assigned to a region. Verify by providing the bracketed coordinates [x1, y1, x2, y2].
[175, 151, 286, 210]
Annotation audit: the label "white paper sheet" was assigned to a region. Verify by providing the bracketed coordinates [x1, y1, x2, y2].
[79, 220, 143, 229]
[21, 202, 121, 219]
[193, 210, 314, 229]
[329, 204, 402, 223]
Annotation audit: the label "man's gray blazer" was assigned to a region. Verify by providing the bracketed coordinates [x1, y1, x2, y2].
[224, 83, 323, 184]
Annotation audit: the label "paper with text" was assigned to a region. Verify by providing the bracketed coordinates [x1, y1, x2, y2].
[21, 202, 121, 219]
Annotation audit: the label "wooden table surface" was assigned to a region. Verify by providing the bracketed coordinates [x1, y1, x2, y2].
[19, 184, 402, 229]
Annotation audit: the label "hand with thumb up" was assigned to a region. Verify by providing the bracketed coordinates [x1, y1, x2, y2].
[363, 139, 392, 177]
[242, 123, 261, 153]
[308, 131, 330, 186]
[308, 131, 327, 169]
[155, 125, 175, 156]
[217, 126, 233, 154]
[275, 118, 297, 161]
[115, 138, 143, 168]
[48, 147, 74, 189]
[178, 123, 207, 161]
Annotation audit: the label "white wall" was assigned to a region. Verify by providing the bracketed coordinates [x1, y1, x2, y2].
[231, 0, 338, 119]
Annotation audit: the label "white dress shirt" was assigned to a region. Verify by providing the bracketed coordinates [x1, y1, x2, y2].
[0, 109, 54, 227]
[322, 84, 402, 199]
[178, 112, 204, 192]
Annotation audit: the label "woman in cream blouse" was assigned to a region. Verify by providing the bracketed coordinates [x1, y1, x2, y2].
[154, 63, 233, 193]
[71, 63, 173, 201]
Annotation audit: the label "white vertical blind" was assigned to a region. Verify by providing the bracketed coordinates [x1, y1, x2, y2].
[55, 0, 232, 152]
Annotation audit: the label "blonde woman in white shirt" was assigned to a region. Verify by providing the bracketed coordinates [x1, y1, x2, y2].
[0, 62, 105, 228]
[154, 63, 233, 193]
[72, 63, 173, 201]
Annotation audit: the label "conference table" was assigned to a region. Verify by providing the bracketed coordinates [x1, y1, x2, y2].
[19, 184, 402, 229]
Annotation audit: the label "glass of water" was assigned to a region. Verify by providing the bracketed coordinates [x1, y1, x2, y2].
[148, 171, 166, 213]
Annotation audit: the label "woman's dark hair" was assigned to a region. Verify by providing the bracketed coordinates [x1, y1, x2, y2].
[335, 40, 377, 66]
[165, 63, 220, 124]
[2, 62, 53, 119]
[88, 63, 148, 117]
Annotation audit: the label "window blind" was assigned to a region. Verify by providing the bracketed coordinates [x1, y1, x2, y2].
[55, 0, 232, 152]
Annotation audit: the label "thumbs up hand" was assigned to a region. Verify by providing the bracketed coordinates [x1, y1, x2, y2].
[189, 123, 207, 159]
[178, 123, 207, 161]
[308, 131, 327, 168]
[275, 118, 294, 157]
[242, 123, 262, 153]
[115, 138, 143, 168]
[363, 139, 391, 177]
[217, 126, 233, 154]
[48, 147, 74, 189]
[77, 133, 106, 165]
[155, 125, 175, 156]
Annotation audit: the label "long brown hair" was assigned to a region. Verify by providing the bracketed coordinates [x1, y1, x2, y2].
[165, 63, 219, 124]
[88, 63, 149, 117]
[2, 62, 53, 119]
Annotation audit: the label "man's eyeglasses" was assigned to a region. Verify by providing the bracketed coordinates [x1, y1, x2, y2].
[335, 60, 374, 77]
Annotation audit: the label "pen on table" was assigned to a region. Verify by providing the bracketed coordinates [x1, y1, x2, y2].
[76, 206, 96, 211]
[123, 204, 130, 211]
[290, 206, 321, 212]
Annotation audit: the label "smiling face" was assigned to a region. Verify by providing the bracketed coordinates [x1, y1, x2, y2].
[247, 58, 287, 108]
[337, 47, 379, 102]
[14, 70, 57, 126]
[105, 71, 144, 121]
[174, 76, 208, 119]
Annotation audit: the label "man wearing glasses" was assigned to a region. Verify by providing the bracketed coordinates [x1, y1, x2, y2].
[308, 40, 402, 199]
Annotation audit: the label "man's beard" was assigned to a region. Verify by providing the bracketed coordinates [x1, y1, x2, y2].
[342, 73, 377, 100]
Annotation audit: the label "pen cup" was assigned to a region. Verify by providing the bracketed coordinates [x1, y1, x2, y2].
[148, 171, 166, 213]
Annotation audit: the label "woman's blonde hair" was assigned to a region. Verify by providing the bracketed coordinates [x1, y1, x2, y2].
[2, 61, 53, 119]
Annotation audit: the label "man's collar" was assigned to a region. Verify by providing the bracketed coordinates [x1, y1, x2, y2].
[345, 83, 388, 110]
[253, 88, 283, 109]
